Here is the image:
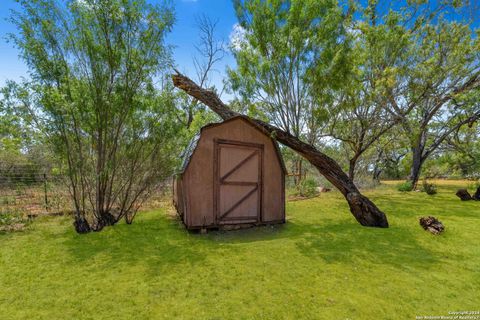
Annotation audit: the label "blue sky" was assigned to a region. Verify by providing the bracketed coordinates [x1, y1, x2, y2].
[0, 0, 238, 95]
[167, 0, 238, 95]
[0, 0, 478, 97]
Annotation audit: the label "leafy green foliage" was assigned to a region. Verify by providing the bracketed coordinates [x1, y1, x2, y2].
[0, 212, 22, 225]
[294, 178, 318, 198]
[1, 82, 53, 177]
[229, 0, 347, 140]
[0, 210, 27, 233]
[376, 4, 480, 185]
[397, 181, 413, 192]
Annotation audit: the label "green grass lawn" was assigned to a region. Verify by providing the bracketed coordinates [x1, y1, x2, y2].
[1, 181, 479, 320]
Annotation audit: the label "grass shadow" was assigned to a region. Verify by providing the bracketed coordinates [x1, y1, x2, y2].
[200, 223, 290, 244]
[291, 219, 444, 271]
[60, 213, 207, 274]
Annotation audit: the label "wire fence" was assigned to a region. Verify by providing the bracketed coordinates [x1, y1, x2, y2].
[0, 169, 71, 217]
[0, 167, 173, 218]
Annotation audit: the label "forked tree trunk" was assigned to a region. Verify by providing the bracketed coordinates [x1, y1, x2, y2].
[172, 72, 389, 227]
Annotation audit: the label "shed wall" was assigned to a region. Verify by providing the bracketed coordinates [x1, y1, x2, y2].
[182, 118, 284, 228]
[173, 176, 184, 219]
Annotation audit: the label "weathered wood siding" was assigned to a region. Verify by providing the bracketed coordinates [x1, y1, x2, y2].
[179, 117, 285, 229]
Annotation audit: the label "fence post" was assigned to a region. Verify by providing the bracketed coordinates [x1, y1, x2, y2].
[44, 173, 49, 211]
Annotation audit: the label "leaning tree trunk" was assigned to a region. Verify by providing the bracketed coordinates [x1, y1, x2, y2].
[172, 72, 388, 228]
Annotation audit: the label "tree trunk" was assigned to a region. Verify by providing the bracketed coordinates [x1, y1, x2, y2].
[348, 155, 359, 181]
[474, 187, 480, 201]
[293, 157, 304, 185]
[372, 167, 382, 182]
[408, 146, 424, 189]
[98, 212, 117, 228]
[73, 216, 92, 234]
[172, 72, 389, 228]
[456, 189, 473, 201]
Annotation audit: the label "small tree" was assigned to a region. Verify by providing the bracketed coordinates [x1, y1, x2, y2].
[10, 0, 179, 232]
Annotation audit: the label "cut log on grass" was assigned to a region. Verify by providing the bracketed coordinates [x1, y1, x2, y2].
[473, 187, 480, 201]
[456, 189, 473, 201]
[419, 216, 445, 235]
[172, 72, 389, 228]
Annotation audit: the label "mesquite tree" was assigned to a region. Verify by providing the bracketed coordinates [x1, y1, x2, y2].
[314, 1, 414, 182]
[10, 0, 179, 232]
[371, 4, 480, 188]
[228, 0, 341, 183]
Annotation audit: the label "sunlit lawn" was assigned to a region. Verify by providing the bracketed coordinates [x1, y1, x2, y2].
[1, 180, 479, 319]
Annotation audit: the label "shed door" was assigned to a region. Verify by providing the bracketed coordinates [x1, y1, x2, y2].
[215, 139, 263, 224]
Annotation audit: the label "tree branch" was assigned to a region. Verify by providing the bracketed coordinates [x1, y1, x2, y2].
[172, 71, 389, 227]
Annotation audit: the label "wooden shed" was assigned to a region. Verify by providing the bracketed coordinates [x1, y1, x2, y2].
[173, 116, 286, 230]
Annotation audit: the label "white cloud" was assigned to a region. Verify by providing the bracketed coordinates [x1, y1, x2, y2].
[229, 23, 247, 52]
[73, 0, 94, 10]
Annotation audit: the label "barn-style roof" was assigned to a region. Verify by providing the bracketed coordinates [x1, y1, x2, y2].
[179, 133, 200, 173]
[178, 116, 287, 175]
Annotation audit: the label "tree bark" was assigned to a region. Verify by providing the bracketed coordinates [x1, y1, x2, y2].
[408, 146, 424, 189]
[419, 216, 444, 235]
[293, 157, 304, 185]
[172, 72, 389, 227]
[348, 155, 359, 181]
[474, 187, 480, 201]
[456, 189, 473, 201]
[73, 216, 92, 234]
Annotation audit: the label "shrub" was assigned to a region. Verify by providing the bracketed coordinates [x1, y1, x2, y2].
[296, 178, 319, 198]
[397, 181, 413, 192]
[0, 211, 26, 232]
[422, 180, 437, 195]
[468, 180, 480, 190]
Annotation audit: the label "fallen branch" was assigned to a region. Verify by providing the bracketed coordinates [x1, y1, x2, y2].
[419, 216, 445, 235]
